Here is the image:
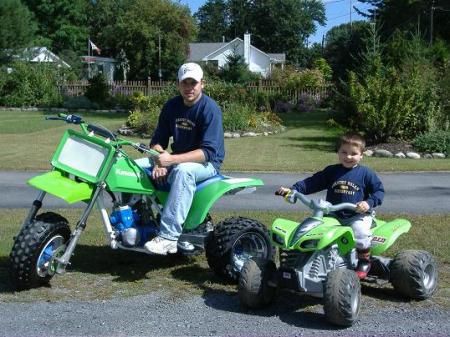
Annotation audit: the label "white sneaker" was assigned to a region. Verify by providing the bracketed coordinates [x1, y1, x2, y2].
[144, 236, 177, 255]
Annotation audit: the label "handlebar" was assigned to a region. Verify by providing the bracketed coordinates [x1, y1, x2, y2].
[276, 190, 356, 215]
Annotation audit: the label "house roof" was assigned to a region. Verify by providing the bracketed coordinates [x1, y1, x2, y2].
[268, 53, 285, 62]
[17, 47, 70, 68]
[188, 39, 285, 63]
[188, 42, 227, 61]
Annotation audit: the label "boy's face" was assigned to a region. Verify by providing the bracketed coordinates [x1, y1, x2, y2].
[338, 143, 363, 168]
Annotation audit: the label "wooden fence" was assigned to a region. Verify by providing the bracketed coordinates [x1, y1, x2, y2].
[59, 79, 330, 103]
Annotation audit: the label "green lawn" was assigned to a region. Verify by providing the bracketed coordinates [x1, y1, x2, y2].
[0, 209, 448, 304]
[0, 109, 449, 172]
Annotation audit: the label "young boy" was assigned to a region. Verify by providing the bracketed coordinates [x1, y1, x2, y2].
[277, 133, 384, 279]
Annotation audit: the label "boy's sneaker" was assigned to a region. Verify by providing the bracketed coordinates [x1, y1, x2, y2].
[355, 260, 371, 279]
[144, 236, 177, 255]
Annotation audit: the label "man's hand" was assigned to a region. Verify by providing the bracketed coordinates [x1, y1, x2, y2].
[151, 166, 168, 182]
[355, 201, 370, 213]
[154, 151, 175, 167]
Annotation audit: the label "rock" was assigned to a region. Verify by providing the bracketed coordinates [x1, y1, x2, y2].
[118, 127, 134, 136]
[423, 153, 433, 159]
[394, 152, 406, 158]
[363, 150, 374, 157]
[224, 132, 233, 138]
[406, 152, 421, 159]
[263, 132, 269, 136]
[432, 153, 446, 159]
[374, 149, 393, 158]
[242, 132, 257, 137]
[231, 133, 240, 138]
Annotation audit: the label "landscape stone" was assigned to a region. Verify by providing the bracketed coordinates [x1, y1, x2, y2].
[406, 152, 421, 159]
[374, 149, 393, 158]
[423, 154, 433, 159]
[363, 150, 374, 157]
[394, 152, 406, 158]
[242, 132, 257, 137]
[224, 132, 233, 138]
[232, 133, 240, 138]
[432, 153, 446, 159]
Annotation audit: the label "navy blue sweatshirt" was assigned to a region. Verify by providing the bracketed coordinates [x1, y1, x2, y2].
[291, 164, 384, 219]
[150, 94, 225, 171]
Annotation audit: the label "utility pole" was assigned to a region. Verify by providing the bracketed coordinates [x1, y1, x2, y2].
[158, 32, 162, 82]
[430, 0, 435, 45]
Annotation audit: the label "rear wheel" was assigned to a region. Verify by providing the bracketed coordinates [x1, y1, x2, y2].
[390, 250, 438, 299]
[238, 258, 277, 309]
[9, 212, 70, 290]
[205, 217, 273, 282]
[324, 268, 361, 327]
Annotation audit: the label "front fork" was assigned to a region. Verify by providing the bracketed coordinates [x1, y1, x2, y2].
[55, 183, 106, 274]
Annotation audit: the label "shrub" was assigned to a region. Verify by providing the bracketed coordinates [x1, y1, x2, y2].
[0, 61, 62, 107]
[412, 131, 450, 154]
[222, 102, 252, 131]
[332, 59, 444, 143]
[84, 74, 111, 107]
[62, 95, 99, 110]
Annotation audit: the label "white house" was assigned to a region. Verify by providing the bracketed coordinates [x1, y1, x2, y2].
[188, 34, 285, 77]
[14, 47, 70, 68]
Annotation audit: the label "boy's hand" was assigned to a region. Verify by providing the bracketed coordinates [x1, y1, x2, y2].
[355, 201, 370, 213]
[275, 187, 291, 197]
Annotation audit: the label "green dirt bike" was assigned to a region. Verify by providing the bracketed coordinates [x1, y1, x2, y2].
[238, 190, 438, 327]
[9, 114, 273, 290]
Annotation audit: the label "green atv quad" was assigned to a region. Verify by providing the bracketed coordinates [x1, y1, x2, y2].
[238, 190, 438, 327]
[9, 114, 272, 290]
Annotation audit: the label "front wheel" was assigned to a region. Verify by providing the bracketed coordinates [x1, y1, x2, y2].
[390, 250, 438, 299]
[205, 217, 273, 282]
[323, 268, 361, 327]
[9, 212, 71, 290]
[238, 258, 277, 309]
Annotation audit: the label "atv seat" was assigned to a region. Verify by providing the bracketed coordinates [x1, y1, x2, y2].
[143, 167, 225, 192]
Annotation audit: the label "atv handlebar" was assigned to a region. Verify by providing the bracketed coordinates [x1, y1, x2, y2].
[46, 113, 161, 156]
[277, 190, 356, 215]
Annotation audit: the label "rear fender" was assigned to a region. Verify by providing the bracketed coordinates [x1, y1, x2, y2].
[183, 176, 264, 230]
[370, 218, 411, 255]
[28, 170, 94, 204]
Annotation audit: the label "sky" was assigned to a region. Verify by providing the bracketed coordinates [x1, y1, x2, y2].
[177, 0, 372, 44]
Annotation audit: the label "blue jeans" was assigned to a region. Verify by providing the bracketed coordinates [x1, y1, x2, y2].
[135, 158, 217, 241]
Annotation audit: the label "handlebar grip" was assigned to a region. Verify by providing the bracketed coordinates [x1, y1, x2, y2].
[87, 124, 116, 140]
[136, 143, 149, 153]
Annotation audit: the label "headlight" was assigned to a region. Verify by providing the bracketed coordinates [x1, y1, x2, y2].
[272, 233, 284, 245]
[300, 239, 319, 249]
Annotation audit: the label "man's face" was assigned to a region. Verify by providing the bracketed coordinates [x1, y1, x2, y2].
[178, 78, 204, 106]
[338, 143, 363, 168]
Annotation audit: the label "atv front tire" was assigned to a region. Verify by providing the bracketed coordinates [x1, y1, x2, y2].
[324, 268, 361, 327]
[10, 212, 70, 290]
[238, 258, 277, 309]
[390, 250, 438, 299]
[205, 217, 273, 282]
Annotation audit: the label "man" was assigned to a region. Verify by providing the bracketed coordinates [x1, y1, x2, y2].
[143, 62, 225, 255]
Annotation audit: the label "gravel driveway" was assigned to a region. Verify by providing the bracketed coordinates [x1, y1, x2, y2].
[1, 285, 449, 336]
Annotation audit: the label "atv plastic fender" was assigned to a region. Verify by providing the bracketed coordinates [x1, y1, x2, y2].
[180, 176, 264, 230]
[270, 217, 355, 255]
[370, 218, 411, 255]
[28, 170, 93, 204]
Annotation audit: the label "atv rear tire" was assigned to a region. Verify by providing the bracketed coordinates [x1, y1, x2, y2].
[324, 268, 361, 327]
[390, 250, 438, 299]
[10, 212, 70, 290]
[238, 258, 277, 309]
[205, 217, 273, 282]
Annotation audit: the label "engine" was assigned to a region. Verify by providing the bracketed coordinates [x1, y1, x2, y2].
[109, 204, 158, 247]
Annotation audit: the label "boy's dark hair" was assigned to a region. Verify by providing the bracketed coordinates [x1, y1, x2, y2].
[339, 133, 366, 152]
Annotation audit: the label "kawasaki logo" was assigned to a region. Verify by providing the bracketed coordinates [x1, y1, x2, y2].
[115, 169, 141, 178]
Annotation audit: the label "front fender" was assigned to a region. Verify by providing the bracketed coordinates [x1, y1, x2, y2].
[183, 176, 264, 229]
[28, 170, 94, 204]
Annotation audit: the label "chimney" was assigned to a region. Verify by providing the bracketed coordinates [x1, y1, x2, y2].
[244, 32, 251, 67]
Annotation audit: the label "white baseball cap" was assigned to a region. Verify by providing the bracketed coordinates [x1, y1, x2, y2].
[178, 63, 203, 82]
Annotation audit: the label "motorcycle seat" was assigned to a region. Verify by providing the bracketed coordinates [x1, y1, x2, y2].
[143, 167, 225, 192]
